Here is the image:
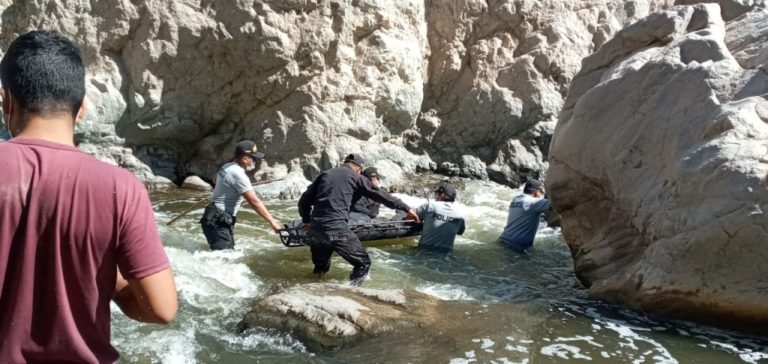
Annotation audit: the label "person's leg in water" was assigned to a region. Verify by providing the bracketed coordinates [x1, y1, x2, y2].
[308, 229, 333, 277]
[201, 218, 235, 250]
[332, 231, 371, 285]
[497, 238, 530, 256]
[200, 205, 236, 250]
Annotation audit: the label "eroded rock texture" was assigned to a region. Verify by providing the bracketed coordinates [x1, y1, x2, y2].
[0, 0, 668, 185]
[548, 3, 768, 330]
[238, 283, 537, 355]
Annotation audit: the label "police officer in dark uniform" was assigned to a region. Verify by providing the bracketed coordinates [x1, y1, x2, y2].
[298, 154, 420, 285]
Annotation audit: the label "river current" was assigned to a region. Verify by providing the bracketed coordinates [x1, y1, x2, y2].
[113, 180, 768, 363]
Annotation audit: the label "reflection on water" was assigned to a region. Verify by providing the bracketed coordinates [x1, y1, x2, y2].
[113, 180, 768, 363]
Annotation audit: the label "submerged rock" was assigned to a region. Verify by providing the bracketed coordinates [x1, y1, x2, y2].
[549, 3, 768, 331]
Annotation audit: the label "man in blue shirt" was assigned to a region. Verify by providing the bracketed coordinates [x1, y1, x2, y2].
[498, 179, 550, 252]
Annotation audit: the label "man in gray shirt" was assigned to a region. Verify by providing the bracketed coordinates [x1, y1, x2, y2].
[200, 140, 281, 250]
[498, 179, 550, 252]
[415, 182, 467, 252]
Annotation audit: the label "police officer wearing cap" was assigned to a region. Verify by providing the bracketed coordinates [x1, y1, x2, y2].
[298, 154, 420, 285]
[498, 178, 550, 252]
[413, 181, 467, 252]
[200, 140, 281, 250]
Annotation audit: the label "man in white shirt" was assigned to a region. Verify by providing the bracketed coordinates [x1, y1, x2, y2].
[200, 140, 281, 250]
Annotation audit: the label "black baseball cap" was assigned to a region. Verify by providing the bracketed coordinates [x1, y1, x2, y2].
[523, 178, 544, 194]
[362, 167, 382, 180]
[234, 140, 265, 159]
[344, 153, 365, 167]
[435, 181, 457, 200]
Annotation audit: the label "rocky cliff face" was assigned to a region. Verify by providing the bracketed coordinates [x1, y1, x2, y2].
[0, 0, 669, 185]
[548, 2, 768, 331]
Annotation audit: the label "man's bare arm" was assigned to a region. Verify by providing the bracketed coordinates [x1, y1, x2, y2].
[113, 268, 178, 324]
[243, 190, 281, 231]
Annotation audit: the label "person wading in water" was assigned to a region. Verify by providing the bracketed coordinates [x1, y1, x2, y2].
[498, 178, 550, 252]
[414, 181, 467, 253]
[298, 154, 420, 285]
[200, 140, 282, 250]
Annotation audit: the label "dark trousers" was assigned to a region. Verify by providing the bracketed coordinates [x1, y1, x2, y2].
[308, 228, 371, 285]
[200, 204, 236, 250]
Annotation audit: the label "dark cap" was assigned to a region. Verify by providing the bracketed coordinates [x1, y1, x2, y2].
[523, 178, 543, 194]
[234, 140, 265, 159]
[435, 181, 457, 201]
[362, 167, 382, 180]
[344, 153, 365, 167]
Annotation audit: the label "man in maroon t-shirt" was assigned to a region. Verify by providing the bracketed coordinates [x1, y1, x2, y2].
[0, 30, 178, 363]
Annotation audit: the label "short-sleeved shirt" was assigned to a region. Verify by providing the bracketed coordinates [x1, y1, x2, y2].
[499, 193, 551, 250]
[0, 138, 170, 363]
[415, 201, 467, 252]
[211, 162, 253, 216]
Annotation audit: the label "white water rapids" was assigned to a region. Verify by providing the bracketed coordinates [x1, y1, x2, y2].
[111, 180, 768, 363]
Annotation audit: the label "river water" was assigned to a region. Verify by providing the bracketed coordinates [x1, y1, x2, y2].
[112, 180, 768, 363]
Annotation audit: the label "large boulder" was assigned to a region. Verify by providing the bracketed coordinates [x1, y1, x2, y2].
[548, 3, 768, 331]
[0, 1, 668, 186]
[238, 283, 443, 350]
[237, 283, 538, 355]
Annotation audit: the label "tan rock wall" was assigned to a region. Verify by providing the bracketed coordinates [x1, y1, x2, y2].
[0, 0, 668, 184]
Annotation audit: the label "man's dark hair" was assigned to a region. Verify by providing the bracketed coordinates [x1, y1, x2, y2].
[523, 178, 544, 194]
[435, 180, 457, 202]
[0, 30, 85, 120]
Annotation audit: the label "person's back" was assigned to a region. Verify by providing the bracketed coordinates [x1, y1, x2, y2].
[416, 182, 466, 252]
[0, 30, 177, 363]
[0, 139, 169, 362]
[499, 179, 550, 251]
[417, 201, 467, 252]
[303, 164, 369, 231]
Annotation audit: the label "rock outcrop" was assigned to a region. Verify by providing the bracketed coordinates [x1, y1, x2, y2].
[0, 0, 669, 185]
[548, 3, 768, 331]
[238, 283, 442, 350]
[420, 0, 673, 185]
[238, 283, 538, 356]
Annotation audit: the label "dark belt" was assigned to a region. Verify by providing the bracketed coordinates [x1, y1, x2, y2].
[200, 203, 236, 226]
